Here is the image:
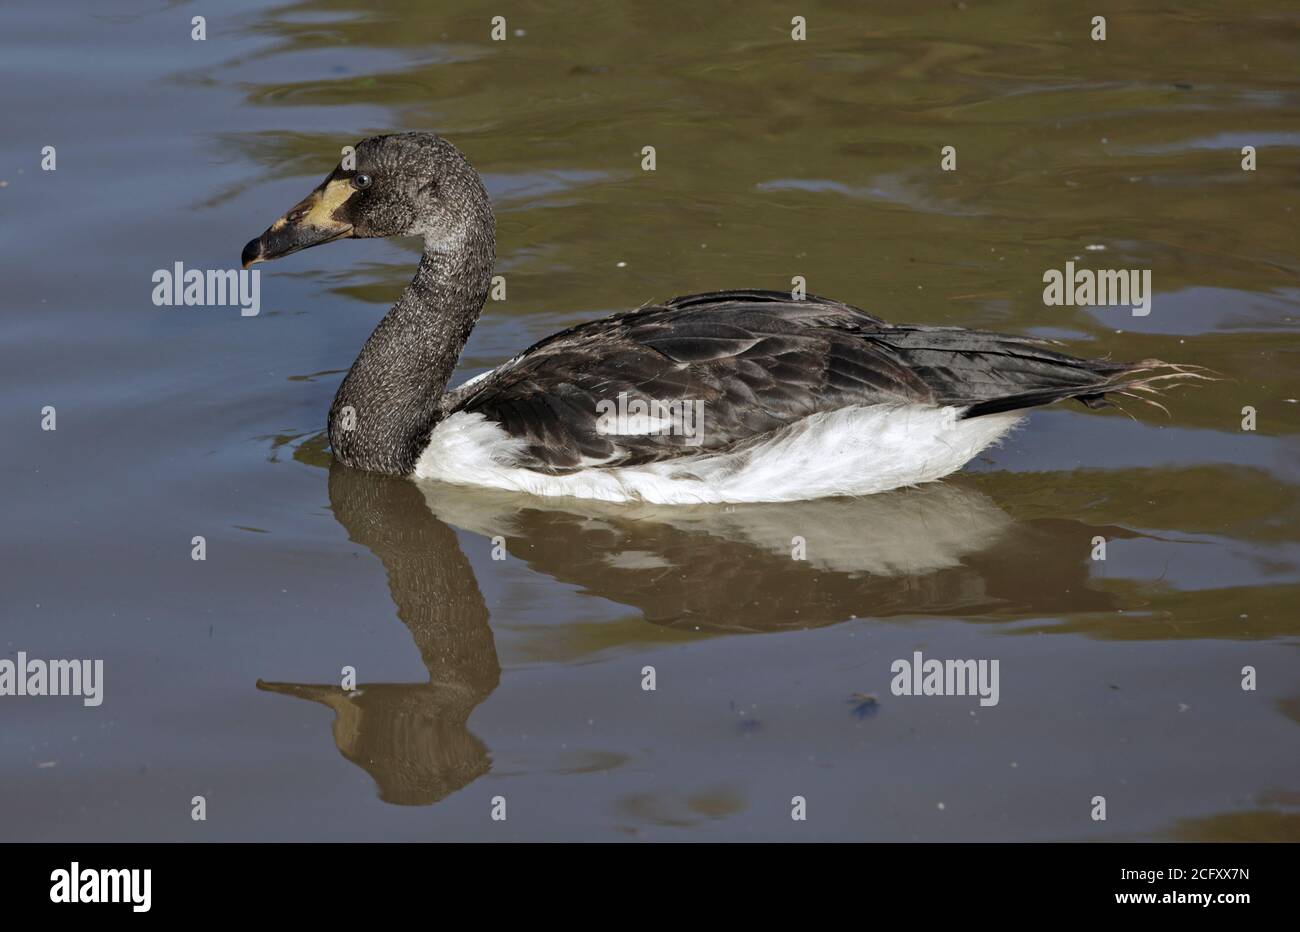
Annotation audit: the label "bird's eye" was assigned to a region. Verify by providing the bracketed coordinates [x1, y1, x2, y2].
[352, 173, 372, 190]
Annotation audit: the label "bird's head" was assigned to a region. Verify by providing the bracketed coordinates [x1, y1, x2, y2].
[241, 132, 492, 269]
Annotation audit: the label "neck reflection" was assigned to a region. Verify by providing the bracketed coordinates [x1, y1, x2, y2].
[259, 466, 499, 806]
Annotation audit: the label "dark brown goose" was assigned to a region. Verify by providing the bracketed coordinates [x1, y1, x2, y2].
[242, 132, 1202, 505]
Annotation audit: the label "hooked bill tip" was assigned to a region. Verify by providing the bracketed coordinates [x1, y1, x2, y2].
[241, 237, 263, 270]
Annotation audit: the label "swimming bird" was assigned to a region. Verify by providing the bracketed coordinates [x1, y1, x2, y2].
[242, 132, 1202, 505]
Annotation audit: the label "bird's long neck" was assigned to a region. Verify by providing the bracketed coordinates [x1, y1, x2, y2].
[329, 235, 493, 475]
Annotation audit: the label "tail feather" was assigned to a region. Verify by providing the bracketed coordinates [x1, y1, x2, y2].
[960, 359, 1217, 419]
[868, 327, 1215, 419]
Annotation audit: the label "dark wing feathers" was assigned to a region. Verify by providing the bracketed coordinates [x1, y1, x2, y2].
[455, 290, 1147, 473]
[865, 327, 1130, 404]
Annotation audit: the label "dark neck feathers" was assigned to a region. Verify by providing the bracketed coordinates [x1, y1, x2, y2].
[329, 220, 494, 475]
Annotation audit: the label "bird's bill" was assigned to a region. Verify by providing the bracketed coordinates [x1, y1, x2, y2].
[241, 176, 355, 269]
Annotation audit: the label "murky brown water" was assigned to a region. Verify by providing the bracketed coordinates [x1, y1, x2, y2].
[3, 0, 1298, 840]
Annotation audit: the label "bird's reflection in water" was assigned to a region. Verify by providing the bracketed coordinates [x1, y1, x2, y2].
[426, 476, 1126, 632]
[258, 466, 499, 806]
[261, 461, 1133, 804]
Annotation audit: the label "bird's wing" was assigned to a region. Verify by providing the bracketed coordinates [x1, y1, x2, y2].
[452, 289, 1137, 473]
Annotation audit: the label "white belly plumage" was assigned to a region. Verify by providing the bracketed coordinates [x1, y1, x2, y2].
[412, 403, 1021, 505]
[410, 400, 1019, 501]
